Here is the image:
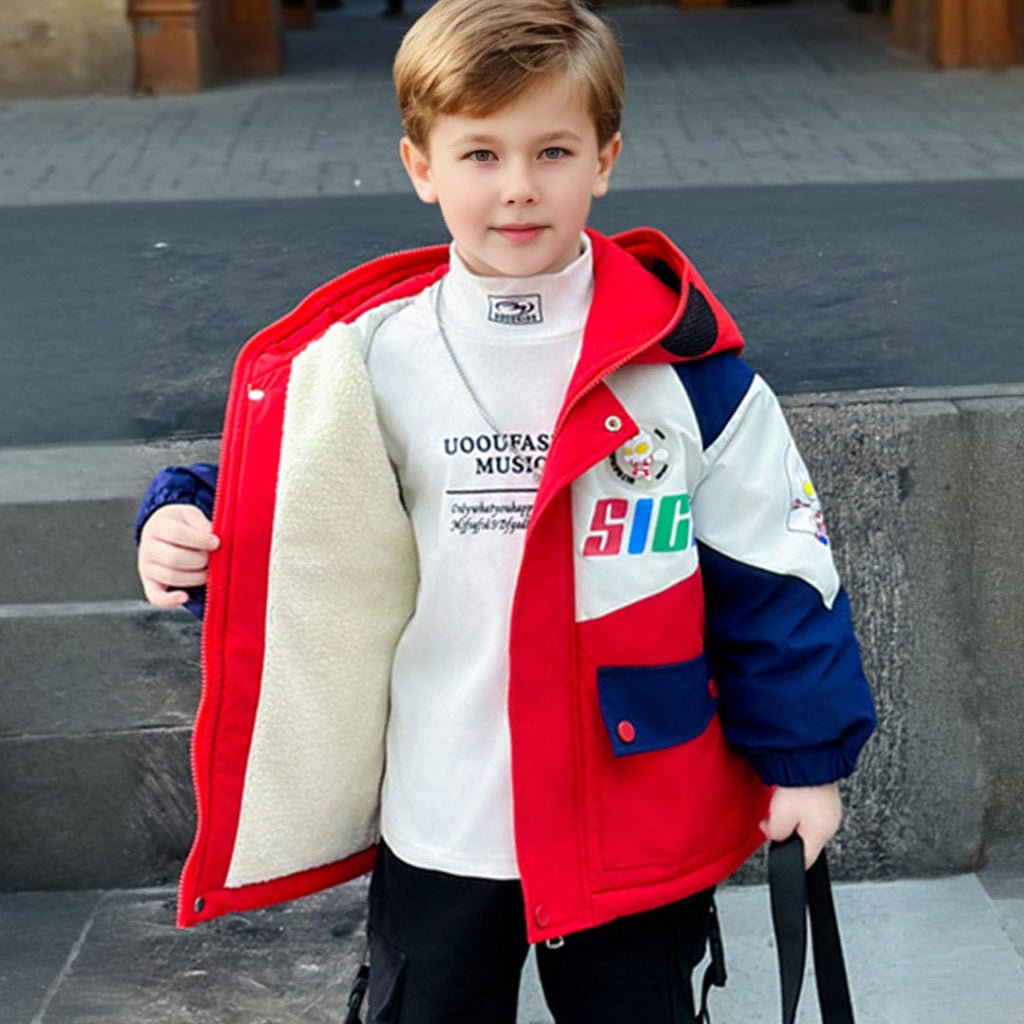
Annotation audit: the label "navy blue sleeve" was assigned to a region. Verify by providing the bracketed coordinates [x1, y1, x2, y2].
[134, 463, 218, 620]
[673, 351, 755, 450]
[677, 354, 875, 786]
[699, 542, 876, 787]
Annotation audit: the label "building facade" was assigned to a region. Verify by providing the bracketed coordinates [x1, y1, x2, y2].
[0, 2, 1020, 101]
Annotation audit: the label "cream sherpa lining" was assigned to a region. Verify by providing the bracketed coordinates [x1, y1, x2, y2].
[224, 326, 418, 890]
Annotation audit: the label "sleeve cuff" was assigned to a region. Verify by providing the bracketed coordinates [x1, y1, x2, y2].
[746, 730, 872, 787]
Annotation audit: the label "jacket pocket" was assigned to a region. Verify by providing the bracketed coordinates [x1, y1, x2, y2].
[597, 654, 716, 757]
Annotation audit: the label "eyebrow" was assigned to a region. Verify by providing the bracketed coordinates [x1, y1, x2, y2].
[450, 130, 585, 149]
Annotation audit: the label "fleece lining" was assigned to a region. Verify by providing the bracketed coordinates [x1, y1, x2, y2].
[224, 326, 418, 889]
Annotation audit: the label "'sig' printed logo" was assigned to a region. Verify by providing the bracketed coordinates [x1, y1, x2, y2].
[608, 426, 672, 486]
[582, 494, 693, 557]
[487, 294, 543, 326]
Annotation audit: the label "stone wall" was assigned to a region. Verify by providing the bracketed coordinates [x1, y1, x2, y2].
[0, 0, 133, 97]
[782, 387, 1024, 880]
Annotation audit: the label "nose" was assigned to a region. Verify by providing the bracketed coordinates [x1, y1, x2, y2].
[500, 160, 538, 206]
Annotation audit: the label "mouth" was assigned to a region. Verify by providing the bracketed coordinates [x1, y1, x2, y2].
[494, 224, 546, 242]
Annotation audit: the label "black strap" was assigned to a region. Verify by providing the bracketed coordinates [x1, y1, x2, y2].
[769, 835, 855, 1024]
[343, 961, 369, 1024]
[697, 898, 728, 1022]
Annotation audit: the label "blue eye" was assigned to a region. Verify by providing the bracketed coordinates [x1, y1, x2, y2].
[466, 150, 494, 163]
[541, 147, 567, 160]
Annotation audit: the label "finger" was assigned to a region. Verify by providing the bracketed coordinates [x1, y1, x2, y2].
[139, 556, 208, 596]
[145, 566, 209, 589]
[147, 541, 211, 573]
[760, 817, 798, 843]
[156, 516, 220, 552]
[760, 800, 800, 843]
[138, 547, 209, 582]
[141, 578, 191, 608]
[796, 826, 828, 869]
[796, 812, 840, 869]
[143, 503, 218, 547]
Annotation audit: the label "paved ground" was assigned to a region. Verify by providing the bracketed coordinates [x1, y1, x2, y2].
[1, 0, 1023, 204]
[4, 856, 1024, 1024]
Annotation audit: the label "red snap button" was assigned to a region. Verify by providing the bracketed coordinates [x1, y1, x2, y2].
[534, 905, 550, 928]
[617, 720, 636, 743]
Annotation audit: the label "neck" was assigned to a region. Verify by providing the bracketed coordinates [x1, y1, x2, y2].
[440, 234, 594, 342]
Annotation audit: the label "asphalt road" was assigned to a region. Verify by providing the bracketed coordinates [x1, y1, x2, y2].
[4, 178, 1022, 446]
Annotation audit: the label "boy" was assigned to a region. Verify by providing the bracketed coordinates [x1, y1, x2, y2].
[135, 2, 876, 1021]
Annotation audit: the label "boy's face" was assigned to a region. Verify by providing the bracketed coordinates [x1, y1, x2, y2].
[400, 74, 622, 278]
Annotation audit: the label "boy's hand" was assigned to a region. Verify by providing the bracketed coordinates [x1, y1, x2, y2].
[760, 782, 842, 869]
[137, 504, 220, 608]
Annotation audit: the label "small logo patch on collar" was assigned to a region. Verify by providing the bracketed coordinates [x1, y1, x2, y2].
[488, 294, 543, 326]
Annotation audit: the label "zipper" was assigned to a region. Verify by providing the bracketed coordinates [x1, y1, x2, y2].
[550, 326, 677, 449]
[514, 321, 680, 936]
[178, 391, 233, 924]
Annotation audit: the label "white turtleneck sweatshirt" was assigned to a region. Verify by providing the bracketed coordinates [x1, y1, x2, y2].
[363, 236, 593, 878]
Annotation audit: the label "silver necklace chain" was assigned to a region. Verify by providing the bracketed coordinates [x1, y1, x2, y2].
[433, 281, 506, 437]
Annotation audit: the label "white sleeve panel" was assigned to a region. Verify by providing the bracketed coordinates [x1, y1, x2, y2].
[691, 376, 840, 609]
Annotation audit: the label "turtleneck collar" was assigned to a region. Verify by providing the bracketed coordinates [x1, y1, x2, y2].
[438, 233, 594, 343]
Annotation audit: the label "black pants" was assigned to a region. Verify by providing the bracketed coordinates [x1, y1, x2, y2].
[367, 842, 714, 1024]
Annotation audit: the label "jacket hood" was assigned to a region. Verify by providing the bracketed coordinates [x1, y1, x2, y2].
[587, 226, 744, 365]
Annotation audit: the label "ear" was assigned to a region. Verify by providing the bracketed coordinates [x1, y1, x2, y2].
[591, 132, 623, 199]
[400, 137, 438, 204]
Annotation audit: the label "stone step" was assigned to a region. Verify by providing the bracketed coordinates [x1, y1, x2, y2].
[0, 440, 219, 605]
[0, 727, 194, 890]
[0, 602, 200, 739]
[0, 442, 214, 890]
[0, 601, 201, 890]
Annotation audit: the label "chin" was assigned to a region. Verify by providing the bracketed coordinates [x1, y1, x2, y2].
[498, 252, 565, 278]
[460, 239, 570, 278]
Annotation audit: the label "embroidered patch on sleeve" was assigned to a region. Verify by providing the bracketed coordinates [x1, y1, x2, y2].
[784, 443, 829, 546]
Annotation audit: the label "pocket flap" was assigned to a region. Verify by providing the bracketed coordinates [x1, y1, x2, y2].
[597, 654, 716, 757]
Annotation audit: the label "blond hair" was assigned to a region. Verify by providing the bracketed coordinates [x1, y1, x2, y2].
[393, 0, 625, 149]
